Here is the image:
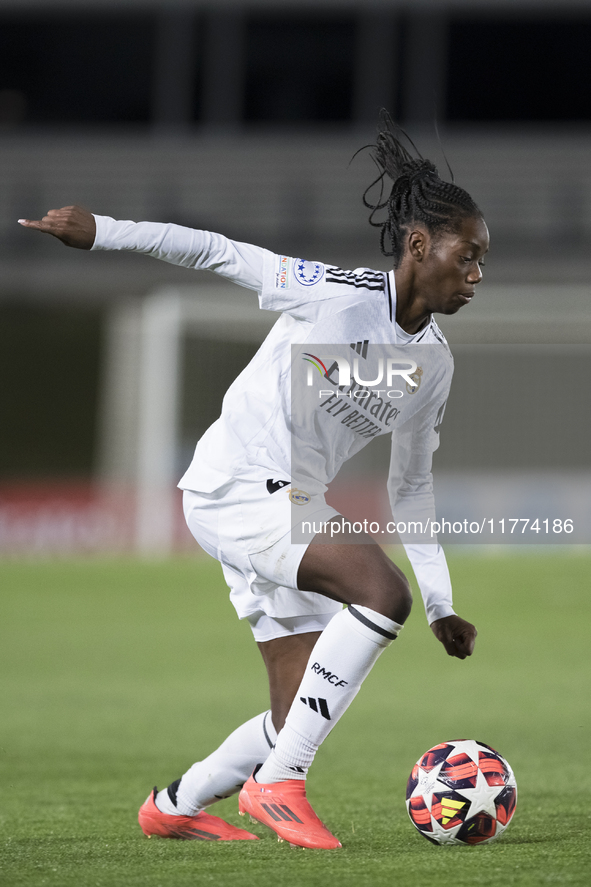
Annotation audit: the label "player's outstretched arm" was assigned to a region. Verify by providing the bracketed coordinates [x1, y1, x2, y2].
[18, 206, 96, 250]
[430, 614, 477, 660]
[19, 210, 265, 291]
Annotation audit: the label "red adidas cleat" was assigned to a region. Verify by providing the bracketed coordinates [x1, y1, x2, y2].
[138, 788, 259, 841]
[238, 774, 341, 849]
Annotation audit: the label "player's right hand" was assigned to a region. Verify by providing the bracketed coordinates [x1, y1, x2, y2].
[430, 614, 477, 660]
[18, 205, 96, 250]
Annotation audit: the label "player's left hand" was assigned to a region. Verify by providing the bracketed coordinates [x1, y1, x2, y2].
[430, 614, 477, 659]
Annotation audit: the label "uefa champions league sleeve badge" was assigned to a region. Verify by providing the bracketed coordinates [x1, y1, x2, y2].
[293, 259, 324, 286]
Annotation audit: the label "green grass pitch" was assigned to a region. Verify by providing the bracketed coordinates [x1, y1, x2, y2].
[1, 551, 590, 886]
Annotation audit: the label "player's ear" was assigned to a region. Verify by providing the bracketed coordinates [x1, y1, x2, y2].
[408, 229, 427, 262]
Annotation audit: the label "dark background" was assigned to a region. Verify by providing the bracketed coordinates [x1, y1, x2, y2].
[1, 11, 591, 125]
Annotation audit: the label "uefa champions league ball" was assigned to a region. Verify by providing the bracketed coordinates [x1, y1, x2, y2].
[406, 739, 517, 845]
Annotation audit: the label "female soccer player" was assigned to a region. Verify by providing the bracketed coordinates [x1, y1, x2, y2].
[20, 118, 487, 850]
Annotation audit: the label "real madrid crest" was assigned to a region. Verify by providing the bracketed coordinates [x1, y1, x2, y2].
[406, 366, 423, 394]
[289, 489, 311, 505]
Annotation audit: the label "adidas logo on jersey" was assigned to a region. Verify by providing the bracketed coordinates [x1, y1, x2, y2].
[266, 479, 290, 494]
[350, 339, 369, 359]
[300, 696, 331, 720]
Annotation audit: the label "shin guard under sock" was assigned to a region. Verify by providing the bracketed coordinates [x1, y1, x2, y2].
[256, 606, 402, 783]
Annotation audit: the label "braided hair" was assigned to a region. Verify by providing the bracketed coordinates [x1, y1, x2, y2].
[363, 112, 482, 268]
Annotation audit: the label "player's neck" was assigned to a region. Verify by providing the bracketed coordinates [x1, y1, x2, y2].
[393, 267, 431, 335]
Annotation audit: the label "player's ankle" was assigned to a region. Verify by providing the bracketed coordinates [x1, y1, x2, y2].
[155, 778, 204, 816]
[256, 747, 309, 784]
[155, 788, 179, 815]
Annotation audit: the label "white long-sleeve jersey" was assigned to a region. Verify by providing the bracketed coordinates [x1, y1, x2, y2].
[92, 216, 456, 624]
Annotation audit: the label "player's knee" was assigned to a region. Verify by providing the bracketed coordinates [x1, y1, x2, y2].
[381, 569, 412, 625]
[362, 563, 412, 624]
[394, 573, 413, 624]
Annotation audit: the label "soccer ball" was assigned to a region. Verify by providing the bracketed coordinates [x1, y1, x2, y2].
[406, 739, 517, 845]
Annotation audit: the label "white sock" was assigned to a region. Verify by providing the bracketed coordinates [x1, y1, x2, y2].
[155, 710, 277, 816]
[256, 606, 402, 784]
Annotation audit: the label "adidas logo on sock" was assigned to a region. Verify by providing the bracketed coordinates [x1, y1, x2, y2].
[300, 696, 331, 720]
[350, 339, 369, 359]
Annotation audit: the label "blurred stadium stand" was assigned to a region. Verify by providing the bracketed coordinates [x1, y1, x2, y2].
[1, 0, 590, 553]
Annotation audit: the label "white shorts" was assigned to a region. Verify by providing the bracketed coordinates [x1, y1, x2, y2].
[182, 478, 342, 642]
